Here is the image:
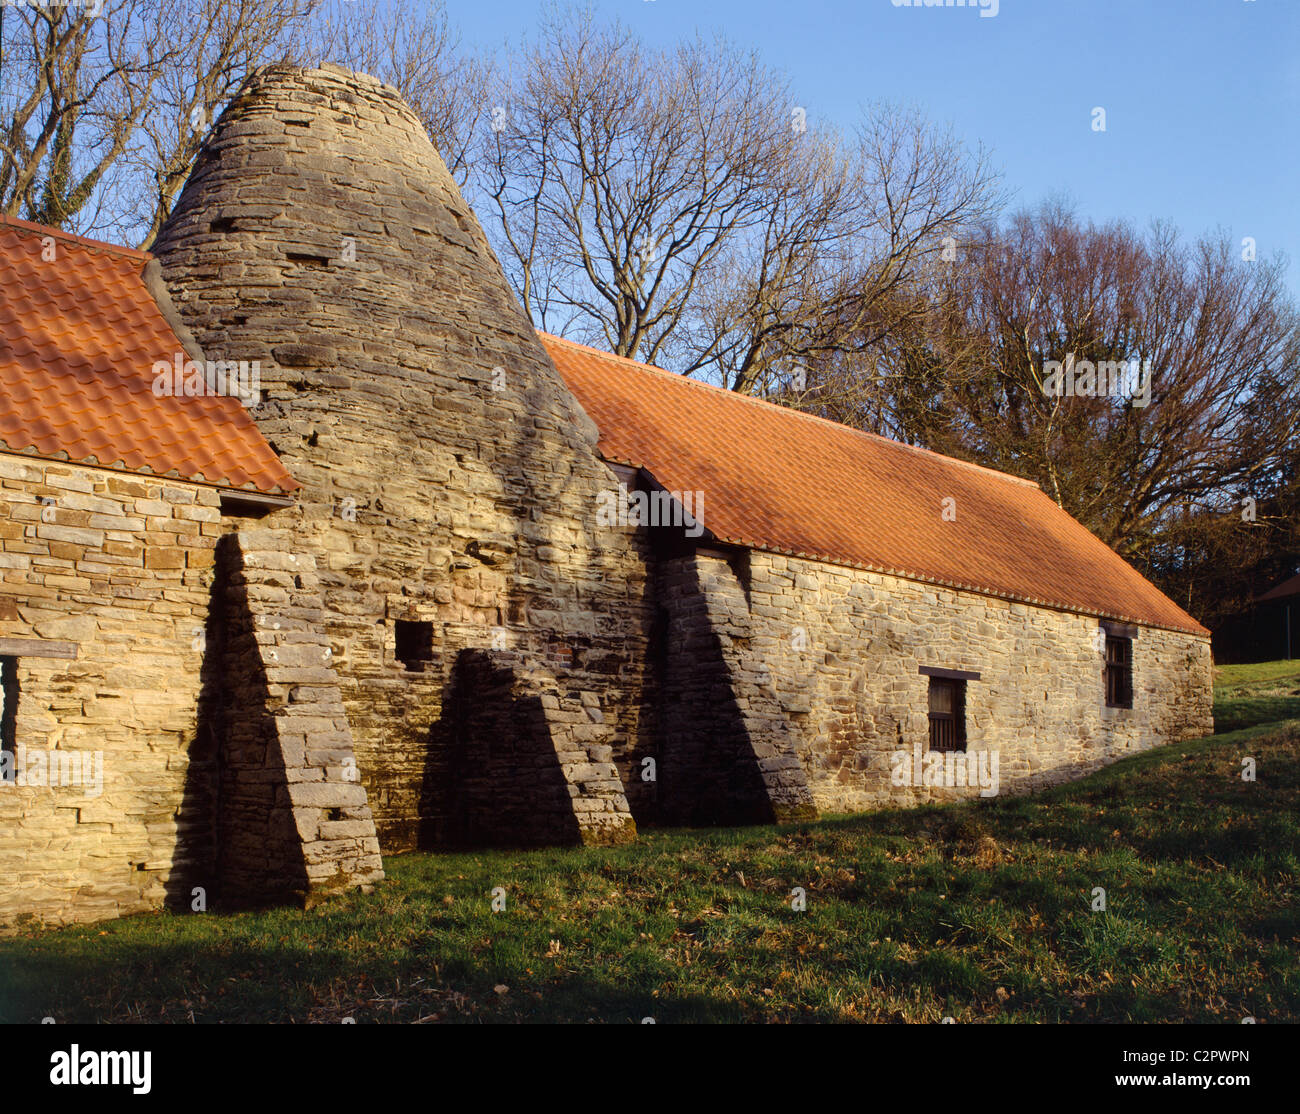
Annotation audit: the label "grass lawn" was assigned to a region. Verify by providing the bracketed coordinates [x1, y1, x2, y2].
[1214, 658, 1300, 733]
[1, 667, 1297, 1023]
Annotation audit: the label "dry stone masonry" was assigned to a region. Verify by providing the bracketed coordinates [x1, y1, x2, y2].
[687, 551, 1213, 814]
[0, 64, 1213, 932]
[150, 63, 656, 860]
[0, 458, 220, 928]
[210, 529, 383, 906]
[436, 649, 635, 848]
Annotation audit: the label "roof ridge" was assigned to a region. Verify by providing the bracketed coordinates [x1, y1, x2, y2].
[537, 331, 1041, 491]
[0, 215, 151, 265]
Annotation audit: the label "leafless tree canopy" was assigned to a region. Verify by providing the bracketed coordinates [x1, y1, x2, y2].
[0, 0, 482, 246]
[808, 203, 1300, 559]
[476, 11, 1001, 391]
[479, 12, 795, 373]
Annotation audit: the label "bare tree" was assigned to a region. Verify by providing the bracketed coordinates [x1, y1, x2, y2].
[0, 0, 171, 227]
[478, 11, 805, 373]
[477, 11, 1001, 394]
[712, 104, 1003, 396]
[843, 204, 1300, 558]
[0, 0, 319, 246]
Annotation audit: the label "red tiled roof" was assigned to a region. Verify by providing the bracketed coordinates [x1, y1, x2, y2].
[541, 332, 1208, 637]
[1257, 574, 1300, 603]
[0, 216, 296, 495]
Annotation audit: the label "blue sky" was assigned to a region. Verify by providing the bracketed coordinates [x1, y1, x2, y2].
[446, 0, 1300, 294]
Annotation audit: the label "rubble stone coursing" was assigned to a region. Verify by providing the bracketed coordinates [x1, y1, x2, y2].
[669, 549, 1214, 813]
[433, 648, 636, 847]
[151, 64, 657, 855]
[210, 529, 383, 906]
[0, 64, 1215, 932]
[0, 462, 386, 929]
[0, 457, 220, 929]
[657, 551, 816, 825]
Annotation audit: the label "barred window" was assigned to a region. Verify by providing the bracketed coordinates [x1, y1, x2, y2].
[928, 676, 967, 753]
[0, 656, 17, 782]
[1105, 635, 1133, 708]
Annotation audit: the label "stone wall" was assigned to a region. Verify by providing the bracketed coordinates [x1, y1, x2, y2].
[209, 529, 383, 906]
[0, 455, 220, 930]
[151, 64, 657, 852]
[656, 548, 1214, 817]
[432, 648, 635, 847]
[656, 550, 815, 825]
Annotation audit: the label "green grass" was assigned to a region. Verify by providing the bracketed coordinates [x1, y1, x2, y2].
[1214, 658, 1300, 732]
[1, 707, 1296, 1024]
[1214, 659, 1300, 692]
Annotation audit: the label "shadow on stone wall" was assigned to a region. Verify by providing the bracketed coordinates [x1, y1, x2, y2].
[162, 593, 221, 913]
[621, 603, 670, 828]
[656, 555, 779, 828]
[421, 649, 582, 849]
[167, 535, 311, 911]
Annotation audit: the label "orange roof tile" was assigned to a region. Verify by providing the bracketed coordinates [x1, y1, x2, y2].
[541, 332, 1208, 637]
[0, 216, 296, 495]
[1257, 573, 1300, 604]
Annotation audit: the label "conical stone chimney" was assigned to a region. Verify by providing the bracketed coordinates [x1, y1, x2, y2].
[153, 64, 650, 852]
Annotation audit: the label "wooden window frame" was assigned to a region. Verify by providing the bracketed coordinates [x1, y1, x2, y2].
[927, 675, 967, 754]
[1104, 634, 1133, 709]
[1, 655, 17, 782]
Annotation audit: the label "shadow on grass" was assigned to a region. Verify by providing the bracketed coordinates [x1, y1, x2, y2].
[0, 934, 752, 1024]
[3, 720, 1297, 1024]
[1213, 696, 1300, 734]
[809, 720, 1300, 865]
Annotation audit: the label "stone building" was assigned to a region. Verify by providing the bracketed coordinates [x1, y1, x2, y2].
[0, 65, 1212, 931]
